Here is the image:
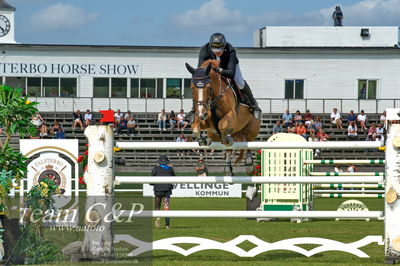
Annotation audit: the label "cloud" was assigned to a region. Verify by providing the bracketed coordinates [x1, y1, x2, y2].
[29, 4, 99, 32]
[168, 0, 400, 39]
[169, 0, 247, 34]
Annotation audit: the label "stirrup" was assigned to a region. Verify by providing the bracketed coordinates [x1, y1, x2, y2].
[189, 111, 195, 124]
[252, 106, 262, 120]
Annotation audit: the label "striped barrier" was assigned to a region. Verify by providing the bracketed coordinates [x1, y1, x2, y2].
[314, 190, 384, 194]
[310, 172, 384, 176]
[304, 159, 385, 165]
[315, 184, 385, 189]
[316, 193, 384, 199]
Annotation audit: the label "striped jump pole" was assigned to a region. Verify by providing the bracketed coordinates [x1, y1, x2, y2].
[315, 193, 384, 199]
[304, 159, 385, 165]
[314, 184, 385, 189]
[310, 172, 384, 176]
[314, 189, 384, 194]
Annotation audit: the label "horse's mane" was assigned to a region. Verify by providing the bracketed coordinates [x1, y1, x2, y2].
[200, 59, 219, 68]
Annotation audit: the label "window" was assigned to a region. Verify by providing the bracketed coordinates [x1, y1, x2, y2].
[140, 79, 155, 98]
[27, 78, 41, 97]
[4, 77, 26, 92]
[285, 79, 304, 99]
[183, 79, 192, 98]
[111, 78, 127, 97]
[60, 78, 77, 97]
[43, 78, 59, 97]
[358, 79, 377, 99]
[157, 79, 163, 98]
[93, 78, 109, 98]
[131, 78, 139, 98]
[166, 78, 182, 98]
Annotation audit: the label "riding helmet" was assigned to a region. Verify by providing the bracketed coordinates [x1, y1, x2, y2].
[209, 33, 226, 52]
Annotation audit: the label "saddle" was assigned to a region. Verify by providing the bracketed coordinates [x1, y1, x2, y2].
[221, 77, 251, 108]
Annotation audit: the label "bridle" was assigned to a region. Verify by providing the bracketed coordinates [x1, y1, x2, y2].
[191, 73, 229, 112]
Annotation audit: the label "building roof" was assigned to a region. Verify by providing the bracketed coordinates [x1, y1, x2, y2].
[0, 0, 15, 11]
[0, 43, 399, 55]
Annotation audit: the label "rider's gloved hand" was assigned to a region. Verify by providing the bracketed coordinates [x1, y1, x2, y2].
[213, 67, 223, 74]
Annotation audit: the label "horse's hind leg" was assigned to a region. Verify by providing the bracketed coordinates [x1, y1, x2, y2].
[224, 150, 234, 176]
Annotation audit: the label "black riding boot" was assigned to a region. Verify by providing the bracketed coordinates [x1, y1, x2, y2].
[241, 81, 261, 120]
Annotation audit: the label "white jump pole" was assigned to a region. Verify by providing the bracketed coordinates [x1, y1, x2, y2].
[117, 210, 383, 219]
[115, 141, 382, 150]
[115, 175, 384, 185]
[304, 159, 385, 165]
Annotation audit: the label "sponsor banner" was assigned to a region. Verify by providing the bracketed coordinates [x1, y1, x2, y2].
[143, 183, 242, 198]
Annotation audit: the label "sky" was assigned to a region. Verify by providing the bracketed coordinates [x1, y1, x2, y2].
[6, 0, 400, 47]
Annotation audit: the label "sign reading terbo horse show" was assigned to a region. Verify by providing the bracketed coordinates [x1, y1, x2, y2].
[143, 183, 242, 197]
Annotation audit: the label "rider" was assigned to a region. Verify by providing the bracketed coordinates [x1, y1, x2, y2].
[194, 32, 262, 120]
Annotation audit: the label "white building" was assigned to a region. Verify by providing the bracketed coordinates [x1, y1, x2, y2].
[1, 1, 400, 114]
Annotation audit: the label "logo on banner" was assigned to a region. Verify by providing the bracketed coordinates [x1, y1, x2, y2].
[32, 161, 67, 194]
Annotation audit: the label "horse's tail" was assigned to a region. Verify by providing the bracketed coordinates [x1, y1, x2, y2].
[234, 131, 245, 165]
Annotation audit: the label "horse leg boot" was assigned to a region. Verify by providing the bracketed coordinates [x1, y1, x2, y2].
[241, 81, 261, 120]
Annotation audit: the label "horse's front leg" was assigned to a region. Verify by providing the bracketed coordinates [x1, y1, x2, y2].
[219, 111, 236, 146]
[224, 150, 234, 176]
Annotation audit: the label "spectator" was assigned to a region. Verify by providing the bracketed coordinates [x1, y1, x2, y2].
[151, 155, 175, 229]
[84, 110, 92, 127]
[287, 123, 296, 133]
[357, 110, 367, 131]
[127, 117, 137, 136]
[157, 109, 167, 131]
[296, 122, 307, 139]
[282, 109, 293, 128]
[114, 109, 124, 127]
[304, 109, 314, 128]
[366, 123, 376, 141]
[169, 110, 177, 130]
[176, 133, 186, 142]
[314, 116, 323, 130]
[50, 120, 62, 138]
[177, 109, 189, 131]
[334, 165, 343, 173]
[272, 120, 283, 135]
[116, 117, 127, 135]
[195, 157, 208, 176]
[317, 128, 330, 142]
[376, 124, 384, 138]
[380, 111, 388, 129]
[72, 110, 84, 130]
[347, 164, 358, 173]
[30, 113, 44, 129]
[347, 110, 357, 125]
[55, 126, 65, 139]
[308, 121, 317, 139]
[293, 110, 303, 126]
[330, 108, 343, 129]
[124, 110, 133, 120]
[39, 121, 48, 138]
[347, 121, 358, 141]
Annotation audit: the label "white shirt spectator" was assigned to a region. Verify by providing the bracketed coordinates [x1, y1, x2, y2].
[127, 119, 136, 127]
[334, 166, 343, 173]
[84, 113, 92, 121]
[357, 113, 367, 122]
[330, 112, 341, 122]
[177, 113, 186, 123]
[376, 126, 384, 136]
[114, 112, 124, 122]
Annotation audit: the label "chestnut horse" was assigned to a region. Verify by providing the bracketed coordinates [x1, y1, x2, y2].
[185, 60, 260, 175]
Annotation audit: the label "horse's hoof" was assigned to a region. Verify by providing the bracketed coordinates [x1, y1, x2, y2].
[224, 164, 233, 176]
[198, 139, 207, 146]
[223, 136, 234, 146]
[206, 138, 213, 146]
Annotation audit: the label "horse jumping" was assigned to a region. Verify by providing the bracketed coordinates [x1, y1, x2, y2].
[185, 60, 260, 175]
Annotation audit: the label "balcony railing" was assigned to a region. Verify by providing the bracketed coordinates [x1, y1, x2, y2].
[28, 97, 400, 114]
